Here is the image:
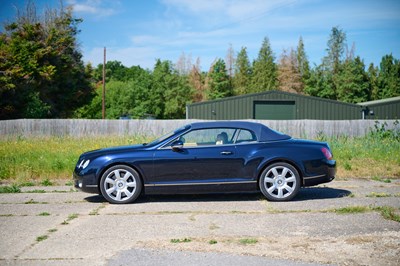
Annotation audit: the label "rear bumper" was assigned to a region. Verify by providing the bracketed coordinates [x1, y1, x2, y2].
[303, 160, 336, 187]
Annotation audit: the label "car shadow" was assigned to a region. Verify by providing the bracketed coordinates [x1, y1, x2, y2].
[83, 187, 351, 204]
[293, 187, 352, 201]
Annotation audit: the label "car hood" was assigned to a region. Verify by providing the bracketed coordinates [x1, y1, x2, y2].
[80, 144, 146, 159]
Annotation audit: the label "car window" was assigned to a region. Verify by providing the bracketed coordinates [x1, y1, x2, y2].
[178, 128, 236, 147]
[235, 129, 257, 143]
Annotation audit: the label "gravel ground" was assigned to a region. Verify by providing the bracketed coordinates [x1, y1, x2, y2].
[0, 179, 399, 265]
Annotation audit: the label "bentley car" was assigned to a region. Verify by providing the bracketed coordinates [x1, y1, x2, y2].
[74, 121, 336, 204]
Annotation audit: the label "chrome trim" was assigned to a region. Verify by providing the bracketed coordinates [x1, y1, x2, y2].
[86, 185, 98, 187]
[144, 180, 257, 187]
[303, 174, 325, 180]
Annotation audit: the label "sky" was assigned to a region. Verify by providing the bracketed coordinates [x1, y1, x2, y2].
[1, 0, 399, 71]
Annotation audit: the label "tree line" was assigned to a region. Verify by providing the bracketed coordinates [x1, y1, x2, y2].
[1, 2, 399, 120]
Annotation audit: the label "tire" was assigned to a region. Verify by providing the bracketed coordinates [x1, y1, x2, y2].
[259, 162, 300, 201]
[99, 165, 142, 204]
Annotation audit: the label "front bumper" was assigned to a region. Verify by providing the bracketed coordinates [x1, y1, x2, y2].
[73, 170, 99, 194]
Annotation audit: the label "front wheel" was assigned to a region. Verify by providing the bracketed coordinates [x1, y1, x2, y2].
[100, 165, 142, 204]
[259, 162, 300, 201]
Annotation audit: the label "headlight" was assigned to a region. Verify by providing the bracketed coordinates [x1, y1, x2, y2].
[82, 160, 90, 169]
[78, 159, 90, 169]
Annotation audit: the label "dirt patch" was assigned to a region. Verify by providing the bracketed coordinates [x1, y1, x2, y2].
[137, 232, 400, 266]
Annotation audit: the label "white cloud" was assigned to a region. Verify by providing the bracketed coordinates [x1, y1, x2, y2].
[66, 0, 119, 17]
[84, 46, 162, 69]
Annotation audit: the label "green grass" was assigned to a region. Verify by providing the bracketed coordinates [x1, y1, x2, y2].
[330, 205, 400, 223]
[239, 238, 258, 245]
[67, 213, 78, 221]
[170, 238, 192, 243]
[332, 206, 370, 214]
[208, 239, 218, 245]
[0, 136, 151, 181]
[371, 176, 392, 183]
[36, 235, 48, 242]
[0, 185, 21, 193]
[0, 134, 399, 181]
[38, 212, 50, 216]
[374, 206, 400, 223]
[322, 135, 400, 178]
[366, 192, 391, 198]
[25, 189, 46, 193]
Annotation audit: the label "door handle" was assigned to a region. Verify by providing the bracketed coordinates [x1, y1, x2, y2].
[220, 151, 233, 155]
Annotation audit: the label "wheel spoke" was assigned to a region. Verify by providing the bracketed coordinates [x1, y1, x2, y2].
[113, 170, 121, 179]
[123, 188, 133, 198]
[106, 186, 116, 194]
[115, 190, 122, 201]
[264, 177, 274, 184]
[105, 177, 115, 185]
[283, 184, 294, 193]
[282, 168, 289, 177]
[126, 181, 136, 188]
[271, 168, 279, 177]
[267, 185, 276, 194]
[122, 172, 132, 181]
[277, 187, 283, 198]
[286, 176, 296, 183]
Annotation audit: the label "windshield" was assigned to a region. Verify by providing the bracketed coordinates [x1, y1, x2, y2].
[145, 125, 190, 147]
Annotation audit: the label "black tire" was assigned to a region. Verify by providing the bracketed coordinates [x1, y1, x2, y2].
[99, 165, 142, 204]
[259, 162, 300, 201]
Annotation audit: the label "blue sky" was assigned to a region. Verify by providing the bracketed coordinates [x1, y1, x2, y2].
[1, 0, 399, 71]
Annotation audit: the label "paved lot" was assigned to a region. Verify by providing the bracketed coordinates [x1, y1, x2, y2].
[0, 179, 399, 265]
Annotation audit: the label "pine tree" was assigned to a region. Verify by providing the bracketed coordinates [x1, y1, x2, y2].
[336, 56, 369, 103]
[277, 48, 303, 93]
[296, 37, 311, 86]
[233, 47, 252, 95]
[206, 59, 232, 100]
[367, 63, 379, 100]
[377, 54, 400, 99]
[189, 58, 205, 102]
[250, 37, 277, 93]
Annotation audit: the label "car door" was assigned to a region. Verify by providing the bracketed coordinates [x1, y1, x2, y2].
[151, 128, 243, 186]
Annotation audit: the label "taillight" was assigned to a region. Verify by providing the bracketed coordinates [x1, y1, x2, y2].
[321, 147, 333, 160]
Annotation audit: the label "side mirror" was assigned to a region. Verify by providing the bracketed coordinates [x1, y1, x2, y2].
[171, 140, 183, 151]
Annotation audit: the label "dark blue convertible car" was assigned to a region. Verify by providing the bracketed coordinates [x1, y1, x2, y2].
[74, 121, 336, 204]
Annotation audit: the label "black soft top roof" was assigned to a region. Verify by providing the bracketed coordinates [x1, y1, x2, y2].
[189, 121, 291, 142]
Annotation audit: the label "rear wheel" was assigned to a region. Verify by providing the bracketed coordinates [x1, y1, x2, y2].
[100, 165, 142, 204]
[259, 162, 300, 201]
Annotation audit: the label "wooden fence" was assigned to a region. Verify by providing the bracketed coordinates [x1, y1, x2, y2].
[0, 119, 398, 139]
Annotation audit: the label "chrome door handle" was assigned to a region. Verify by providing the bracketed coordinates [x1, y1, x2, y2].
[221, 151, 233, 155]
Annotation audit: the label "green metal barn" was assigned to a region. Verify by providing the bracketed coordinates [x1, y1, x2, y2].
[358, 96, 400, 119]
[187, 91, 365, 120]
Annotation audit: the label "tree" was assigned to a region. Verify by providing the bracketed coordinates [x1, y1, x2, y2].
[189, 58, 205, 102]
[75, 66, 152, 119]
[323, 26, 347, 75]
[205, 59, 232, 100]
[367, 63, 379, 100]
[233, 47, 252, 95]
[164, 74, 193, 118]
[250, 37, 277, 93]
[305, 27, 347, 100]
[296, 37, 311, 85]
[336, 56, 369, 103]
[225, 44, 235, 78]
[175, 51, 192, 76]
[0, 1, 93, 119]
[376, 54, 400, 99]
[277, 48, 303, 94]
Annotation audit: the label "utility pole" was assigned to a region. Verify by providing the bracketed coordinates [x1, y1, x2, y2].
[102, 47, 106, 119]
